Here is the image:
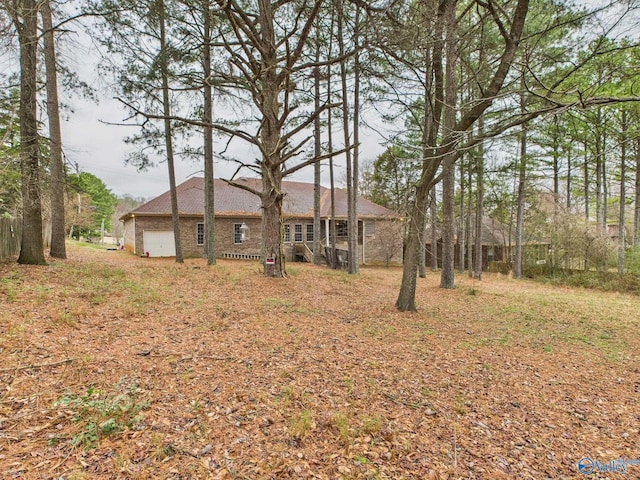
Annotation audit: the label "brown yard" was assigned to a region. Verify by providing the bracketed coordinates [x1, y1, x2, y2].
[1, 243, 639, 479]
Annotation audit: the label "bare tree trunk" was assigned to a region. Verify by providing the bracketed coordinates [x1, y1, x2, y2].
[566, 149, 572, 211]
[311, 17, 322, 265]
[513, 88, 527, 279]
[159, 0, 183, 263]
[635, 137, 640, 247]
[458, 159, 465, 273]
[430, 187, 438, 271]
[350, 6, 361, 272]
[440, 161, 455, 288]
[16, 0, 47, 265]
[396, 182, 430, 311]
[418, 223, 427, 277]
[202, 0, 215, 265]
[439, 0, 457, 290]
[42, 0, 66, 260]
[618, 110, 627, 275]
[474, 128, 484, 280]
[467, 160, 473, 276]
[337, 0, 358, 274]
[327, 62, 338, 269]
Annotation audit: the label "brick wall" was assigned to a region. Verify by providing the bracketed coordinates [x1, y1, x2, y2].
[124, 215, 403, 265]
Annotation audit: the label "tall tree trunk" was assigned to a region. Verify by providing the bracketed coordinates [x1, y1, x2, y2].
[618, 110, 627, 275]
[430, 187, 438, 271]
[337, 0, 358, 274]
[514, 89, 527, 279]
[552, 115, 560, 206]
[474, 123, 484, 280]
[583, 140, 589, 222]
[159, 0, 183, 263]
[595, 111, 604, 235]
[16, 0, 46, 265]
[202, 0, 215, 265]
[566, 148, 572, 210]
[42, 0, 66, 259]
[440, 161, 455, 288]
[439, 0, 457, 290]
[635, 137, 640, 247]
[350, 6, 361, 272]
[396, 182, 430, 311]
[467, 159, 473, 276]
[312, 34, 322, 265]
[458, 159, 465, 273]
[327, 61, 338, 269]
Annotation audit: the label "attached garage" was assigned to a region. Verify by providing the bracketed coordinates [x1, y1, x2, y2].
[142, 230, 176, 257]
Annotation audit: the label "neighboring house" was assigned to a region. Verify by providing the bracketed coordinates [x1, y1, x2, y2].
[119, 177, 403, 266]
[425, 217, 551, 270]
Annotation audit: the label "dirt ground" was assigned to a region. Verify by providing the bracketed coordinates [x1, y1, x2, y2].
[1, 244, 640, 479]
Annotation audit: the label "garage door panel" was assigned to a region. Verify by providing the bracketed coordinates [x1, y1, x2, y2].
[143, 230, 176, 257]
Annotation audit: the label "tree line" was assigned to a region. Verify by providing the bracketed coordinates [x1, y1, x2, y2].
[2, 0, 639, 311]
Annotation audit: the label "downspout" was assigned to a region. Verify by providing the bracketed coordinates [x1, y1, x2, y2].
[362, 220, 365, 265]
[133, 215, 136, 255]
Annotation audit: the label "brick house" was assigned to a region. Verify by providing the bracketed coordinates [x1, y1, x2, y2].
[120, 177, 403, 266]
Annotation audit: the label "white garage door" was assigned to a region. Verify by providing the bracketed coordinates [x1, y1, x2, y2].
[143, 230, 176, 257]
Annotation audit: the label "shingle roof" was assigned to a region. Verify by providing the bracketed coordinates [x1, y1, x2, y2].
[123, 177, 397, 220]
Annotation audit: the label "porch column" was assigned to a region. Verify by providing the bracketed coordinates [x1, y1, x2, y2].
[325, 218, 331, 247]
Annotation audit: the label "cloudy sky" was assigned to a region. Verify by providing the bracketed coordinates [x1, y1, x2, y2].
[59, 33, 388, 201]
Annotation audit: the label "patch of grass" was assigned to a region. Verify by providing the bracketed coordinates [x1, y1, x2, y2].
[331, 413, 351, 444]
[53, 381, 150, 449]
[289, 409, 313, 440]
[360, 416, 382, 436]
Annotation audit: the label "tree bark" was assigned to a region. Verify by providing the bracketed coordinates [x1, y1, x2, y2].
[440, 160, 455, 289]
[17, 0, 47, 265]
[312, 21, 322, 265]
[159, 0, 183, 263]
[202, 0, 215, 265]
[634, 137, 640, 247]
[618, 110, 627, 275]
[438, 0, 457, 290]
[474, 140, 484, 280]
[42, 0, 66, 259]
[396, 182, 430, 311]
[513, 112, 526, 279]
[430, 187, 438, 271]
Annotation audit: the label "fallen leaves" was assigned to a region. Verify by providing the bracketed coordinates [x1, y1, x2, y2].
[1, 245, 640, 478]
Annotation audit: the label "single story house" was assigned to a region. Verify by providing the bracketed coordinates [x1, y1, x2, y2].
[120, 177, 403, 266]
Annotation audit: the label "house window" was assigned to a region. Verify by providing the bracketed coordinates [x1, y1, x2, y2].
[306, 224, 314, 242]
[284, 224, 291, 242]
[294, 224, 303, 242]
[197, 223, 204, 245]
[234, 223, 243, 244]
[336, 220, 348, 237]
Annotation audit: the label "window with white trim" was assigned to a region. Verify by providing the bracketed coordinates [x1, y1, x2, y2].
[294, 224, 303, 242]
[197, 223, 205, 245]
[306, 224, 314, 242]
[284, 224, 291, 242]
[234, 223, 243, 244]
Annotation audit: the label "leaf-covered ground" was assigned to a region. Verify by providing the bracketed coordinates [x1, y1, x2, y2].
[1, 243, 639, 479]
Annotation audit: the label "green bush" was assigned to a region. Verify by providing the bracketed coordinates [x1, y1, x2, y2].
[487, 261, 511, 274]
[625, 247, 640, 275]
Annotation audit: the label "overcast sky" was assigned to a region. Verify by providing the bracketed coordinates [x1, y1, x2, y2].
[58, 30, 388, 201]
[6, 0, 632, 201]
